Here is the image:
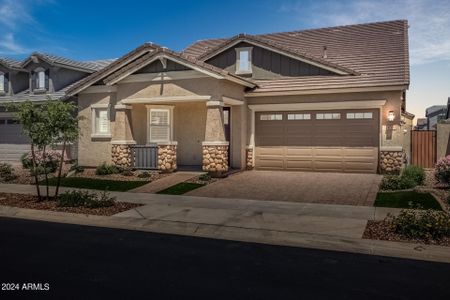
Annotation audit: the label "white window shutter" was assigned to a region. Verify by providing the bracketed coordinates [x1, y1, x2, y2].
[150, 109, 170, 142]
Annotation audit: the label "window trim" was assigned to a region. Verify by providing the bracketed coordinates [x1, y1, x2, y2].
[146, 105, 174, 144]
[90, 104, 111, 138]
[287, 113, 311, 120]
[235, 47, 253, 74]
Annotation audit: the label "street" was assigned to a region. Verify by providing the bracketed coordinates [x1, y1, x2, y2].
[0, 217, 449, 299]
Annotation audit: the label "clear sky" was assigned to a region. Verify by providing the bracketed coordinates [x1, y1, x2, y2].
[0, 0, 449, 120]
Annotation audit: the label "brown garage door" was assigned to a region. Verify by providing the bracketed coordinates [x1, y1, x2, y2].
[255, 109, 379, 173]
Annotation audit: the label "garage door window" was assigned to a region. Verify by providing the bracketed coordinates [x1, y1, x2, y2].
[316, 113, 340, 120]
[346, 112, 373, 119]
[287, 113, 311, 120]
[260, 114, 282, 121]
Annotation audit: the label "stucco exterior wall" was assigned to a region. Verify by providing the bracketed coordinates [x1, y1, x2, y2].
[230, 104, 246, 169]
[78, 92, 117, 167]
[437, 123, 450, 160]
[402, 115, 414, 164]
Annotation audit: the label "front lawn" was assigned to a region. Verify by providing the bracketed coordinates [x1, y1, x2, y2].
[156, 182, 204, 195]
[374, 191, 442, 210]
[40, 177, 149, 192]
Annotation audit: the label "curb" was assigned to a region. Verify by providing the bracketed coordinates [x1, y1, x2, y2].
[1, 205, 449, 264]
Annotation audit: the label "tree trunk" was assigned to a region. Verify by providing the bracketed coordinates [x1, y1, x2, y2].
[43, 145, 50, 200]
[54, 140, 66, 198]
[30, 143, 42, 202]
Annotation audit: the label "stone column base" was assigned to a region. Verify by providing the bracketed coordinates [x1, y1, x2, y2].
[202, 142, 229, 176]
[246, 146, 254, 170]
[380, 150, 405, 174]
[111, 144, 132, 168]
[158, 143, 177, 172]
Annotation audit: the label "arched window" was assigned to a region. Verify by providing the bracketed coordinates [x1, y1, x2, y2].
[0, 72, 4, 92]
[34, 67, 46, 90]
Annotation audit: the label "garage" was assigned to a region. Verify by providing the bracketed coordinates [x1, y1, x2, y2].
[0, 114, 30, 162]
[254, 109, 379, 173]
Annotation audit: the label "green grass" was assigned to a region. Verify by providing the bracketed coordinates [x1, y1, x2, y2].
[156, 182, 205, 195]
[375, 191, 442, 210]
[40, 177, 149, 192]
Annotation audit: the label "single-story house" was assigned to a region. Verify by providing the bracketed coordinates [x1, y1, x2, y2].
[65, 20, 412, 174]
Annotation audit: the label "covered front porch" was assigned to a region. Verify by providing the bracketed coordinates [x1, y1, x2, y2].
[110, 96, 245, 174]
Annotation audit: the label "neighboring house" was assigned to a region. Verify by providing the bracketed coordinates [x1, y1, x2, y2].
[0, 53, 114, 162]
[65, 20, 411, 174]
[445, 97, 450, 120]
[415, 118, 428, 130]
[425, 105, 447, 130]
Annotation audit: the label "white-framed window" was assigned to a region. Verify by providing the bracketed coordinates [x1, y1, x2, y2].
[34, 68, 46, 90]
[91, 104, 110, 137]
[148, 108, 172, 142]
[316, 113, 341, 120]
[346, 112, 373, 119]
[287, 113, 311, 120]
[0, 72, 4, 92]
[235, 47, 252, 74]
[260, 114, 282, 121]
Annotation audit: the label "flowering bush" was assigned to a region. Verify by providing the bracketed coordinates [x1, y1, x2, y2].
[435, 156, 450, 184]
[21, 150, 62, 174]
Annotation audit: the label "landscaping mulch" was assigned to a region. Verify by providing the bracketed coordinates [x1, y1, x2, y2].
[73, 168, 169, 182]
[363, 220, 450, 247]
[0, 193, 141, 216]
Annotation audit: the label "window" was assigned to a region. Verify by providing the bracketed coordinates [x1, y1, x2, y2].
[91, 105, 110, 137]
[287, 113, 311, 120]
[316, 113, 341, 120]
[34, 68, 46, 90]
[236, 47, 252, 74]
[149, 108, 171, 142]
[346, 112, 373, 119]
[260, 114, 282, 121]
[0, 72, 4, 92]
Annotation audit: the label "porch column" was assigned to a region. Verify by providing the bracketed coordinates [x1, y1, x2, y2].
[202, 99, 229, 176]
[111, 104, 135, 168]
[158, 142, 177, 172]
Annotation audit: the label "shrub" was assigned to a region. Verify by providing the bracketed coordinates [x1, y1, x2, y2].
[58, 190, 116, 208]
[435, 156, 450, 184]
[21, 150, 61, 173]
[121, 168, 134, 176]
[0, 163, 16, 182]
[388, 209, 450, 240]
[401, 165, 425, 186]
[69, 162, 85, 174]
[96, 162, 120, 175]
[199, 173, 211, 181]
[380, 175, 416, 190]
[137, 171, 152, 178]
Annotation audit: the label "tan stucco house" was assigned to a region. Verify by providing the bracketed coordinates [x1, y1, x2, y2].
[65, 20, 412, 174]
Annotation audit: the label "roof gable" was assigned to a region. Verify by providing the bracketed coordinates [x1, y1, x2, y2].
[196, 34, 358, 75]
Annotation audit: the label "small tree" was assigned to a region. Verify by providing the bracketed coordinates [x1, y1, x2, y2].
[12, 101, 51, 201]
[44, 100, 79, 198]
[11, 99, 79, 201]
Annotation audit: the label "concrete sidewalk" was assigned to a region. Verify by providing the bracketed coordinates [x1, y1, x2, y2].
[0, 183, 449, 263]
[129, 171, 201, 193]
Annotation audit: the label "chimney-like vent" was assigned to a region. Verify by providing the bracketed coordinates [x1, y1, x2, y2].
[322, 46, 328, 59]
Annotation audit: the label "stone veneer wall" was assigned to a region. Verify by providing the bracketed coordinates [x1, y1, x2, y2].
[380, 151, 405, 174]
[202, 145, 229, 173]
[246, 147, 254, 170]
[158, 144, 177, 172]
[111, 144, 132, 168]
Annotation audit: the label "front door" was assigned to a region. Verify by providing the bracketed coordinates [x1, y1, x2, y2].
[223, 107, 231, 165]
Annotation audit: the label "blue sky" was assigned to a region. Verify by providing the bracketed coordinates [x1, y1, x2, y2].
[0, 0, 449, 120]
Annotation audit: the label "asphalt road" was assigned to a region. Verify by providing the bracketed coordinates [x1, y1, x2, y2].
[0, 217, 449, 299]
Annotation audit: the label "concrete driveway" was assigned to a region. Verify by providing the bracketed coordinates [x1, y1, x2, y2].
[186, 170, 381, 206]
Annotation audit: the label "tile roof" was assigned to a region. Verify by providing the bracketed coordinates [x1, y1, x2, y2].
[0, 58, 25, 70]
[183, 20, 410, 92]
[22, 52, 116, 72]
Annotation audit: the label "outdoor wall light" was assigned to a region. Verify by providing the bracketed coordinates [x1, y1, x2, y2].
[387, 111, 395, 122]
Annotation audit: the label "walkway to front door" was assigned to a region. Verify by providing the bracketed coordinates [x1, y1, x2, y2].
[186, 170, 381, 206]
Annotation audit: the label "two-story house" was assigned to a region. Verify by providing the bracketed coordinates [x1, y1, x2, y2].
[0, 53, 114, 161]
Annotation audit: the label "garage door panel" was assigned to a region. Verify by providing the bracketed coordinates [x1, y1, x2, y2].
[285, 160, 314, 170]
